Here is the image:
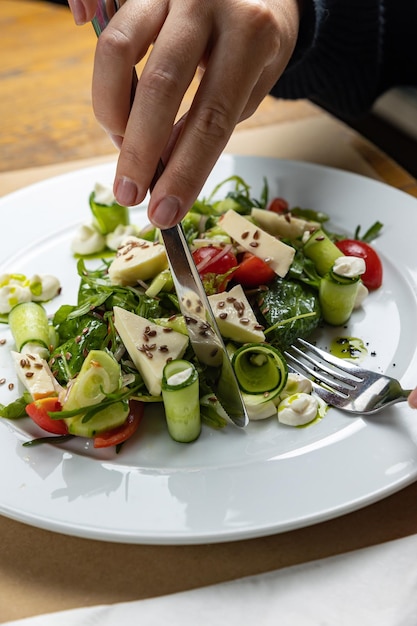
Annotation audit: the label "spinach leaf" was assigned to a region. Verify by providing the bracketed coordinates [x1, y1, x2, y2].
[0, 391, 33, 419]
[258, 278, 321, 349]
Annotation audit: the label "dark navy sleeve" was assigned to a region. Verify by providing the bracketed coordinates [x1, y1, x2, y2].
[271, 0, 386, 119]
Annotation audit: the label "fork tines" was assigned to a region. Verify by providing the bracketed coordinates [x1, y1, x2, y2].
[284, 338, 363, 398]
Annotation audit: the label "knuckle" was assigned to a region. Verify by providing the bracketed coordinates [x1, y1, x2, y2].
[118, 141, 144, 170]
[96, 26, 131, 64]
[140, 67, 180, 106]
[193, 102, 233, 144]
[238, 2, 281, 56]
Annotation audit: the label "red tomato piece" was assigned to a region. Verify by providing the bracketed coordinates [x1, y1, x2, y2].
[25, 397, 68, 435]
[267, 197, 289, 214]
[335, 239, 383, 290]
[93, 400, 144, 448]
[192, 245, 238, 291]
[233, 252, 276, 288]
[192, 245, 238, 275]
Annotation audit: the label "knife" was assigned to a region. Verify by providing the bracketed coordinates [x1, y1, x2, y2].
[92, 1, 248, 427]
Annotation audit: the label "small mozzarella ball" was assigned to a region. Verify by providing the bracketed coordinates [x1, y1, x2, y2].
[30, 274, 61, 302]
[71, 224, 106, 255]
[333, 255, 366, 278]
[278, 392, 319, 426]
[0, 284, 31, 314]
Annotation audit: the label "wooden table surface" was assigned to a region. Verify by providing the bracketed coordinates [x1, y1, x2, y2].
[1, 1, 417, 623]
[2, 0, 417, 197]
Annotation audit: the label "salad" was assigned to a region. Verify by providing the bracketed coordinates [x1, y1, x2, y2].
[0, 176, 383, 450]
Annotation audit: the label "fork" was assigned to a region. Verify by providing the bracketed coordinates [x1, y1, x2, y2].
[284, 338, 412, 414]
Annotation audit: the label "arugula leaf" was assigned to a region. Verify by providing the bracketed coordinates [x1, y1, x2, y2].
[354, 221, 384, 243]
[191, 175, 269, 216]
[49, 314, 109, 384]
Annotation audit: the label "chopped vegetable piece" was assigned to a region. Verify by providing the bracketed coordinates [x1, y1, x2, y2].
[26, 397, 68, 435]
[63, 349, 122, 411]
[319, 271, 362, 326]
[303, 228, 343, 276]
[9, 302, 51, 353]
[66, 400, 130, 437]
[162, 359, 201, 442]
[232, 343, 287, 397]
[93, 400, 144, 448]
[267, 197, 289, 214]
[335, 239, 383, 290]
[232, 252, 276, 288]
[192, 245, 237, 277]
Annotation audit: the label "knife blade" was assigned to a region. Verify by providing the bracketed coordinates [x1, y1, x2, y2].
[92, 1, 248, 427]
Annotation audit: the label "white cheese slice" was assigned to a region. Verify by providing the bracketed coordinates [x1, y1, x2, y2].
[219, 210, 295, 277]
[208, 284, 265, 343]
[108, 236, 168, 286]
[251, 207, 317, 240]
[113, 306, 189, 396]
[11, 351, 62, 400]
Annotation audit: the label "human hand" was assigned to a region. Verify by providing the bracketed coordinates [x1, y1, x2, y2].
[67, 0, 302, 228]
[409, 387, 417, 409]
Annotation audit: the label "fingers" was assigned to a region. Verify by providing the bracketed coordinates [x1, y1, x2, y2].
[70, 0, 301, 227]
[144, 1, 297, 228]
[112, 3, 212, 208]
[92, 2, 168, 150]
[408, 387, 417, 409]
[67, 0, 99, 24]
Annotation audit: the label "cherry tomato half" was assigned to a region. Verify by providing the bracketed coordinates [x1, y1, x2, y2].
[232, 252, 276, 288]
[192, 245, 238, 291]
[267, 197, 289, 214]
[192, 245, 238, 275]
[335, 239, 383, 290]
[25, 396, 68, 435]
[93, 400, 144, 448]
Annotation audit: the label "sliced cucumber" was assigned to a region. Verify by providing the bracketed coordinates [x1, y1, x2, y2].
[67, 400, 129, 437]
[162, 359, 201, 443]
[64, 349, 122, 412]
[232, 343, 288, 397]
[319, 272, 360, 326]
[145, 269, 173, 298]
[9, 302, 51, 352]
[303, 228, 343, 276]
[154, 315, 188, 335]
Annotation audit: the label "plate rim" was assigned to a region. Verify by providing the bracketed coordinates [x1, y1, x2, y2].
[0, 153, 417, 545]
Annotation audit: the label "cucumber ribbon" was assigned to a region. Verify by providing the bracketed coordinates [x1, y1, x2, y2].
[162, 359, 201, 442]
[231, 343, 288, 400]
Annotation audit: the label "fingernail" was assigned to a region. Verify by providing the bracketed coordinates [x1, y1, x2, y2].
[70, 0, 87, 25]
[150, 196, 181, 229]
[114, 176, 140, 207]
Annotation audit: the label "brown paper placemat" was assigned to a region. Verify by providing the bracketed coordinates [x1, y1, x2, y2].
[1, 119, 416, 623]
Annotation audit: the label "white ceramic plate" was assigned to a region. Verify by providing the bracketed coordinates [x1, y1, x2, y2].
[1, 155, 417, 545]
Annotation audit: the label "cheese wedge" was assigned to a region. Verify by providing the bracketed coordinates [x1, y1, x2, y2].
[11, 350, 62, 400]
[108, 236, 168, 286]
[208, 284, 265, 343]
[251, 208, 318, 240]
[114, 306, 189, 396]
[219, 210, 295, 277]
